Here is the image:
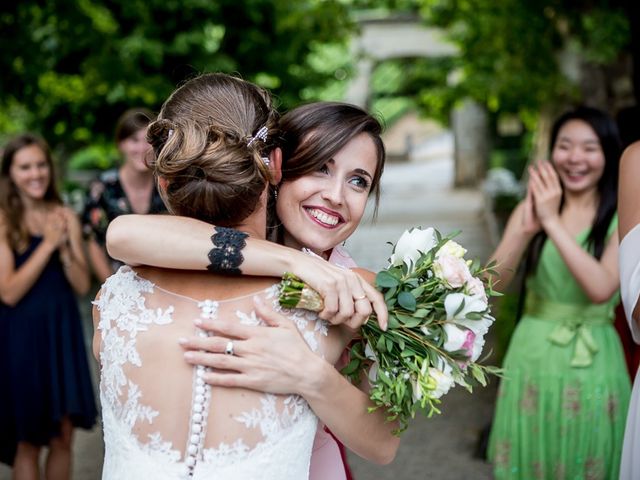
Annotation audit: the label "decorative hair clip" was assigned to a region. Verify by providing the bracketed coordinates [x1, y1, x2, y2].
[168, 129, 174, 139]
[247, 126, 268, 147]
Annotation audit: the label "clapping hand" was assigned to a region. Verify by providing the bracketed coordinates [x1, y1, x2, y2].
[528, 162, 562, 229]
[42, 208, 69, 250]
[521, 187, 542, 236]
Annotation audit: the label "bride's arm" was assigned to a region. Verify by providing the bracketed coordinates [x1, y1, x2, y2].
[182, 297, 400, 465]
[619, 143, 640, 241]
[107, 214, 387, 328]
[619, 143, 640, 322]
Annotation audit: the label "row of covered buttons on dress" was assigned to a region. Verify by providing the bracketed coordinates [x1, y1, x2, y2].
[183, 299, 217, 478]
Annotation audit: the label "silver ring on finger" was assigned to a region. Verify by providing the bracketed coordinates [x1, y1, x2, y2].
[224, 340, 235, 356]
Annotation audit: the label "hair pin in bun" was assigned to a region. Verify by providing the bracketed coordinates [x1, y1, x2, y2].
[247, 126, 268, 147]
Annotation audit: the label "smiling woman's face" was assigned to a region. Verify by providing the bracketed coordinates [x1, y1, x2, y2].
[551, 119, 605, 194]
[9, 144, 51, 201]
[276, 132, 378, 256]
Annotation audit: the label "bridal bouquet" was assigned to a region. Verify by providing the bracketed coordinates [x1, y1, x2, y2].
[279, 227, 501, 433]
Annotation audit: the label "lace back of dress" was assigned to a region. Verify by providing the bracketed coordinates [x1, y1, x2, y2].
[95, 266, 327, 479]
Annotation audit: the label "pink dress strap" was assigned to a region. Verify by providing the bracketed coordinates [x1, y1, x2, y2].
[328, 245, 358, 269]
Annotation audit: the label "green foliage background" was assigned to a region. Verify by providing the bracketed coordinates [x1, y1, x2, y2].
[361, 1, 630, 126]
[0, 0, 355, 164]
[1, 1, 632, 177]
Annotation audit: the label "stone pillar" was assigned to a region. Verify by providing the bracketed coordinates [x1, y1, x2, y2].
[344, 57, 374, 108]
[452, 99, 489, 187]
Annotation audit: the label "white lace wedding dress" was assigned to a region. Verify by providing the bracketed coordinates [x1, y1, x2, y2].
[620, 224, 640, 480]
[94, 266, 332, 480]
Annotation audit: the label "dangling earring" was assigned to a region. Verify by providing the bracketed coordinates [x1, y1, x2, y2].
[273, 186, 279, 200]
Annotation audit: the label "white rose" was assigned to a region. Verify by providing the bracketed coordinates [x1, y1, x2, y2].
[470, 332, 486, 362]
[411, 375, 423, 402]
[367, 362, 379, 384]
[364, 342, 377, 361]
[444, 293, 488, 324]
[389, 227, 437, 272]
[436, 240, 467, 259]
[442, 323, 471, 352]
[433, 255, 472, 288]
[466, 276, 488, 303]
[428, 367, 455, 399]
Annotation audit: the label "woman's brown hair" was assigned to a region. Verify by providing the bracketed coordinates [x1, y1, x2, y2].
[146, 73, 279, 227]
[0, 133, 62, 251]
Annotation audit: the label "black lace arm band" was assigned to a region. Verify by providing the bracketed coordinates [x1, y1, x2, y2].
[206, 227, 248, 275]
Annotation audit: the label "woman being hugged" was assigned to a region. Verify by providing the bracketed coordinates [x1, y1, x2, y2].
[0, 134, 97, 479]
[105, 101, 398, 477]
[93, 73, 392, 480]
[487, 106, 629, 479]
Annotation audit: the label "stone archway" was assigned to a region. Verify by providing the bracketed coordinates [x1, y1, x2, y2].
[344, 16, 489, 187]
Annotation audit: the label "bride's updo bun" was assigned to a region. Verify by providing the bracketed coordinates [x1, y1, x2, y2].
[147, 73, 280, 226]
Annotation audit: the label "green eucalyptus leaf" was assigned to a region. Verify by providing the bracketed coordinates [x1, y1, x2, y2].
[377, 271, 400, 288]
[387, 315, 401, 329]
[340, 357, 361, 376]
[385, 337, 394, 352]
[454, 298, 466, 316]
[401, 348, 417, 357]
[384, 286, 398, 301]
[398, 291, 417, 311]
[397, 314, 423, 328]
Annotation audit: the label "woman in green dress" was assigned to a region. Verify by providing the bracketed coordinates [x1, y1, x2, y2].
[487, 106, 630, 479]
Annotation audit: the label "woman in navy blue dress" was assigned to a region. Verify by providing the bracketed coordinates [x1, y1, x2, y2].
[0, 134, 97, 479]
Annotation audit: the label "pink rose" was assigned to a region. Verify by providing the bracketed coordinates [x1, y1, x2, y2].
[443, 323, 476, 358]
[433, 254, 472, 288]
[461, 329, 476, 358]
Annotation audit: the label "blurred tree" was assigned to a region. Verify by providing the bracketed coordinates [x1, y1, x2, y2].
[352, 0, 631, 181]
[0, 0, 354, 157]
[359, 0, 630, 125]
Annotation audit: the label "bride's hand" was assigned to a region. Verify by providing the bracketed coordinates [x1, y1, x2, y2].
[180, 298, 324, 395]
[289, 252, 388, 331]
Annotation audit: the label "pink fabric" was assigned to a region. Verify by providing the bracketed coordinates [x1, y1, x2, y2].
[328, 245, 358, 269]
[308, 246, 357, 480]
[309, 427, 348, 480]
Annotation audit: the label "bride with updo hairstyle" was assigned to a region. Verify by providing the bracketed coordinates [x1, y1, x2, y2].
[92, 73, 353, 479]
[146, 75, 280, 226]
